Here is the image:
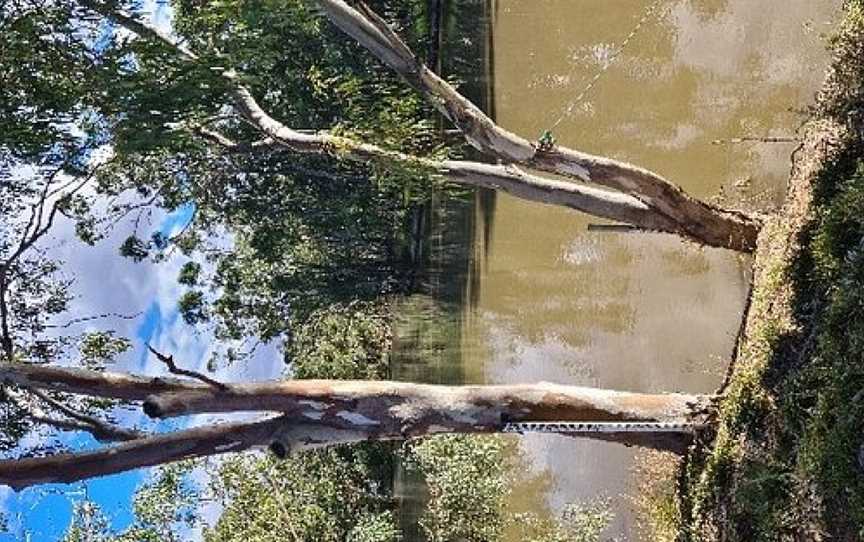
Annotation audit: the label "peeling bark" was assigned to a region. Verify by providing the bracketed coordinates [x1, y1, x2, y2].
[0, 383, 710, 489]
[193, 125, 681, 232]
[143, 380, 711, 435]
[0, 362, 714, 489]
[1, 363, 710, 433]
[0, 389, 708, 490]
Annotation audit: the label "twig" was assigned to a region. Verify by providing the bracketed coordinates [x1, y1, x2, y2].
[44, 311, 142, 330]
[147, 344, 227, 390]
[711, 136, 800, 145]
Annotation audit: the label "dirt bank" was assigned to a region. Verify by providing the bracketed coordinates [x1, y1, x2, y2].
[678, 2, 864, 540]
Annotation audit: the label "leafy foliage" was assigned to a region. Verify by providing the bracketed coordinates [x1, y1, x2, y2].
[402, 435, 509, 542]
[79, 331, 132, 370]
[510, 502, 614, 542]
[61, 463, 198, 542]
[206, 446, 398, 542]
[290, 302, 391, 380]
[177, 261, 202, 286]
[62, 501, 114, 542]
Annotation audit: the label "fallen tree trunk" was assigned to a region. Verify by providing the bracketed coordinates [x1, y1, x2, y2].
[142, 380, 711, 436]
[0, 377, 712, 490]
[0, 362, 713, 489]
[1, 364, 710, 432]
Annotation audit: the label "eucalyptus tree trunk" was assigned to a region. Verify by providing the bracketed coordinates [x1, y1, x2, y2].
[0, 362, 712, 489]
[78, 0, 761, 251]
[315, 0, 761, 251]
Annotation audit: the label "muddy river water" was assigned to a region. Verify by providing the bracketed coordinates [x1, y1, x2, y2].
[391, 0, 840, 538]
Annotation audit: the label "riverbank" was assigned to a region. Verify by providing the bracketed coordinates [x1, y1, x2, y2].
[679, 2, 864, 539]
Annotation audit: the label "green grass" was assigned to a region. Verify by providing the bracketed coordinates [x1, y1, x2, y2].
[679, 2, 864, 539]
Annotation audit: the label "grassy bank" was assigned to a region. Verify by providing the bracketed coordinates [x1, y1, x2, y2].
[679, 2, 864, 539]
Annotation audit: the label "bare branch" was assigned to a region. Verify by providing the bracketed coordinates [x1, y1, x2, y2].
[44, 311, 142, 330]
[146, 345, 227, 390]
[3, 170, 94, 276]
[28, 387, 145, 442]
[29, 415, 100, 435]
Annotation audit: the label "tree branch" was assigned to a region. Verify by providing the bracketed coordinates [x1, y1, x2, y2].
[147, 345, 227, 390]
[0, 416, 285, 490]
[77, 0, 756, 251]
[44, 311, 142, 330]
[28, 387, 145, 442]
[314, 0, 761, 251]
[0, 362, 208, 401]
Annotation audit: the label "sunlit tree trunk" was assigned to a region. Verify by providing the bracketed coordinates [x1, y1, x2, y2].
[0, 362, 712, 489]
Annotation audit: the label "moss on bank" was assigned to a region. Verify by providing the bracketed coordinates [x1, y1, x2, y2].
[679, 2, 864, 539]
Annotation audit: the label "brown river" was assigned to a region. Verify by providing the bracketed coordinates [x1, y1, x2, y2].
[391, 0, 840, 538]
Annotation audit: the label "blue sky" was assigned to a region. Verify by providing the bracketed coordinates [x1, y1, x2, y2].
[0, 194, 286, 539]
[0, 204, 194, 540]
[0, 158, 288, 539]
[0, 5, 283, 538]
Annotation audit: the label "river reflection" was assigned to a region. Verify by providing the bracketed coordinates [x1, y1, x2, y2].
[391, 0, 839, 538]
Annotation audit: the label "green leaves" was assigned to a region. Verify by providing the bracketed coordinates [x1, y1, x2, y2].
[62, 501, 113, 542]
[290, 302, 390, 380]
[403, 435, 509, 542]
[62, 464, 199, 542]
[178, 261, 202, 286]
[119, 235, 150, 261]
[80, 331, 132, 370]
[178, 290, 208, 325]
[206, 447, 398, 542]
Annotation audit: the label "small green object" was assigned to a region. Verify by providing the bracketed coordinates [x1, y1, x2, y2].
[538, 129, 556, 151]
